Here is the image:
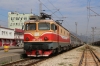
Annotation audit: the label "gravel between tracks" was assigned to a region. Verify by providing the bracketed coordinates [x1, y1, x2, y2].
[89, 45, 100, 58]
[34, 46, 85, 66]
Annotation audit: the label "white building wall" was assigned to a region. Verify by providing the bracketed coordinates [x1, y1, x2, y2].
[0, 27, 14, 39]
[20, 35, 24, 39]
[8, 12, 33, 29]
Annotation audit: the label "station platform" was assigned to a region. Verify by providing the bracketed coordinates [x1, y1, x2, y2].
[0, 48, 24, 65]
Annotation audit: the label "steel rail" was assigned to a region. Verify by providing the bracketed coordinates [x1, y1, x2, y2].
[89, 49, 99, 66]
[2, 58, 30, 66]
[90, 48, 100, 62]
[78, 45, 100, 66]
[78, 48, 85, 66]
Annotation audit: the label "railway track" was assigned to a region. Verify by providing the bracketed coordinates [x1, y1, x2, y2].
[78, 45, 100, 66]
[2, 57, 47, 66]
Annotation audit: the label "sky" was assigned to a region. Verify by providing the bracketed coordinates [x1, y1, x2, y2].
[0, 0, 100, 39]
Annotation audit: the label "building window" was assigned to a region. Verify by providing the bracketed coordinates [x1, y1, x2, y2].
[3, 31, 5, 35]
[11, 17, 13, 20]
[10, 23, 12, 26]
[16, 23, 18, 25]
[9, 32, 12, 35]
[21, 17, 22, 20]
[24, 17, 27, 20]
[2, 31, 3, 35]
[11, 17, 15, 20]
[13, 23, 15, 25]
[18, 23, 20, 26]
[16, 17, 19, 20]
[6, 32, 8, 35]
[21, 23, 23, 25]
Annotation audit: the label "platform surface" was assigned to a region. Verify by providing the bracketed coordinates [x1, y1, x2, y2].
[0, 48, 24, 65]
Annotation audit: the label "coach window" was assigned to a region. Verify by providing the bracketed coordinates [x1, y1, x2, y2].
[61, 29, 62, 33]
[64, 31, 65, 34]
[51, 24, 57, 30]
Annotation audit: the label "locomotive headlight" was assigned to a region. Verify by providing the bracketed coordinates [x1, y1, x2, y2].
[44, 37, 49, 41]
[26, 37, 29, 41]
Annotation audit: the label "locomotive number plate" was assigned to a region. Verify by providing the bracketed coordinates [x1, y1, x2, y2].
[34, 32, 39, 36]
[33, 38, 42, 41]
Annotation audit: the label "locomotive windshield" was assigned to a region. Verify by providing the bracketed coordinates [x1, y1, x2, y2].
[25, 23, 36, 30]
[38, 22, 50, 30]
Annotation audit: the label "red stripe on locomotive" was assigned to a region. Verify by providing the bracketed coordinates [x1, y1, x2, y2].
[24, 32, 70, 42]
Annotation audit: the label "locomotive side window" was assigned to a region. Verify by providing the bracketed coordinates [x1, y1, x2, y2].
[51, 24, 57, 30]
[25, 23, 36, 30]
[38, 22, 50, 30]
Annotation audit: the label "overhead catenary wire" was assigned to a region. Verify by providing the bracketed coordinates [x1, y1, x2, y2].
[47, 0, 63, 17]
[45, 0, 72, 31]
[86, 0, 100, 42]
[38, 0, 61, 20]
[88, 7, 100, 16]
[87, 0, 100, 16]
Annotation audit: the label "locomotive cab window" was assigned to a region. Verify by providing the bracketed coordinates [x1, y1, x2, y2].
[25, 23, 36, 30]
[51, 24, 57, 30]
[38, 22, 50, 30]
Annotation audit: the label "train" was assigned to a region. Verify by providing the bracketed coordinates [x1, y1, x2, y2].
[91, 41, 100, 46]
[22, 12, 83, 57]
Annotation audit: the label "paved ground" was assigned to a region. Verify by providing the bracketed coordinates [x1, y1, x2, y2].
[0, 49, 23, 65]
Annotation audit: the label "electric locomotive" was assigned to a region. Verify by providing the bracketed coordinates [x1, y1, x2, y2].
[23, 12, 81, 57]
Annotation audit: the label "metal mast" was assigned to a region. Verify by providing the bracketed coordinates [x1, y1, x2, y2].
[39, 2, 42, 16]
[91, 27, 96, 42]
[75, 22, 77, 35]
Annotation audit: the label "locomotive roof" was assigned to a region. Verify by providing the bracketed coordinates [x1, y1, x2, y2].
[24, 19, 54, 23]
